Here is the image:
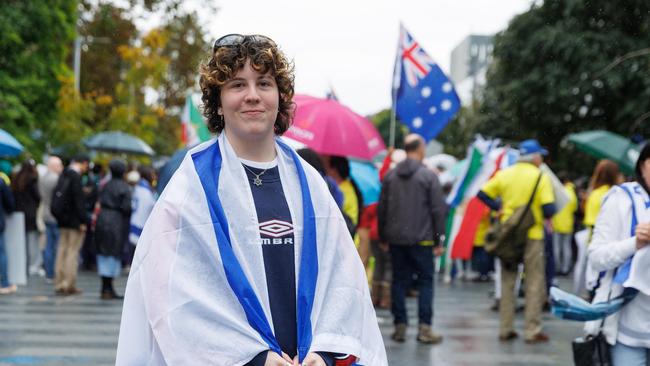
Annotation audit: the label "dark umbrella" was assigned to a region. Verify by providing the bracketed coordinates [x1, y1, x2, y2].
[566, 130, 640, 174]
[83, 131, 155, 156]
[0, 128, 24, 157]
[157, 147, 188, 195]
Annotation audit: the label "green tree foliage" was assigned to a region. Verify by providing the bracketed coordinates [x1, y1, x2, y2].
[2, 1, 213, 160]
[79, 2, 136, 108]
[369, 109, 407, 149]
[0, 0, 77, 158]
[479, 0, 650, 171]
[437, 102, 483, 158]
[152, 11, 209, 155]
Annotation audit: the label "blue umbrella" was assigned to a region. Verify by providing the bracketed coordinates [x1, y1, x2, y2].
[349, 160, 381, 206]
[157, 147, 189, 195]
[0, 129, 24, 157]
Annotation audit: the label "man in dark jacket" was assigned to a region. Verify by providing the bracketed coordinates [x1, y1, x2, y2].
[378, 134, 447, 344]
[54, 155, 89, 295]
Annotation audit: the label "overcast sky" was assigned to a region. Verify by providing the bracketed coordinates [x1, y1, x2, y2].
[199, 0, 533, 116]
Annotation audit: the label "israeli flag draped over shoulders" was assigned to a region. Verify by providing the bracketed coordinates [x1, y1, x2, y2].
[393, 24, 460, 141]
[115, 133, 387, 365]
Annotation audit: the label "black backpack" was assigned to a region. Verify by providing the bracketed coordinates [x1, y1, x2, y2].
[51, 172, 72, 223]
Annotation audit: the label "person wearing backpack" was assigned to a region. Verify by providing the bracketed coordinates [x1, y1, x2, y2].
[477, 139, 556, 343]
[52, 154, 90, 296]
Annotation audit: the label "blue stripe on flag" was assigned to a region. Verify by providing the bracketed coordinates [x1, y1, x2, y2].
[192, 143, 282, 355]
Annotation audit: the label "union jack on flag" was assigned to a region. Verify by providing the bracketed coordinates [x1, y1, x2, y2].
[392, 24, 460, 141]
[399, 30, 436, 87]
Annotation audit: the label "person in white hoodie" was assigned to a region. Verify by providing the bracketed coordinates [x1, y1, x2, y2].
[585, 142, 650, 365]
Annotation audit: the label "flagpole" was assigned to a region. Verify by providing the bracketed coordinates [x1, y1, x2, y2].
[389, 23, 402, 148]
[389, 96, 397, 148]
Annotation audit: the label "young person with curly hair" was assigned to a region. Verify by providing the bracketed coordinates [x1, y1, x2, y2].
[116, 34, 387, 366]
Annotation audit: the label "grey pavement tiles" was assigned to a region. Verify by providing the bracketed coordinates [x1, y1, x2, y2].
[0, 272, 582, 365]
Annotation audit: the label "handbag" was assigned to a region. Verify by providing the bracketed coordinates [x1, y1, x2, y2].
[572, 332, 611, 366]
[572, 290, 612, 366]
[484, 172, 542, 267]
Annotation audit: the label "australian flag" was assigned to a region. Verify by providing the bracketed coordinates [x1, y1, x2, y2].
[393, 25, 460, 142]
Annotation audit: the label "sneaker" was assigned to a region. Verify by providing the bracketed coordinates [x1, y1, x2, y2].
[416, 324, 442, 344]
[391, 323, 407, 343]
[0, 284, 17, 295]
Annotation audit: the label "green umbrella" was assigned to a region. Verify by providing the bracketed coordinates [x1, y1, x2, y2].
[566, 130, 641, 174]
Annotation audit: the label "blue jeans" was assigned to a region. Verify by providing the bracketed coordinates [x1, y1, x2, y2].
[612, 342, 650, 366]
[0, 232, 9, 287]
[544, 228, 555, 291]
[43, 223, 60, 279]
[390, 244, 434, 325]
[471, 246, 493, 276]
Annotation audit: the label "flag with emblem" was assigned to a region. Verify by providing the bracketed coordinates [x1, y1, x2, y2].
[392, 24, 460, 141]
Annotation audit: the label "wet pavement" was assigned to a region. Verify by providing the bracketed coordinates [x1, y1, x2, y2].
[0, 271, 582, 365]
[376, 277, 581, 365]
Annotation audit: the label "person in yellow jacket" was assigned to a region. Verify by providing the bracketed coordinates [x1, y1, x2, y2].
[551, 173, 578, 275]
[477, 139, 556, 344]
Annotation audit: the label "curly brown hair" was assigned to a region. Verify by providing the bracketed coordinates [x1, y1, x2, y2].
[199, 36, 295, 135]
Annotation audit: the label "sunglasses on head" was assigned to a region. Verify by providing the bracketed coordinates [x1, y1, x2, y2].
[212, 34, 276, 52]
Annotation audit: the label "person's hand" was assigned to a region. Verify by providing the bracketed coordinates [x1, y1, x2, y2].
[635, 223, 650, 250]
[433, 245, 444, 257]
[545, 219, 554, 232]
[265, 351, 294, 366]
[293, 352, 326, 366]
[380, 241, 389, 253]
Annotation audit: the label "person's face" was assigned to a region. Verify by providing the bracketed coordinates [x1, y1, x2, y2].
[641, 159, 650, 188]
[219, 59, 279, 143]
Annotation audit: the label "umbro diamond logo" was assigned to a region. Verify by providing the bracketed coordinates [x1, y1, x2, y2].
[259, 219, 294, 238]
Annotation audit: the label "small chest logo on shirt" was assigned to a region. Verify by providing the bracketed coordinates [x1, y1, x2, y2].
[259, 219, 294, 238]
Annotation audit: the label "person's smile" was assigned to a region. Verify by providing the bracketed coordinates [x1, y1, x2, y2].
[241, 109, 265, 117]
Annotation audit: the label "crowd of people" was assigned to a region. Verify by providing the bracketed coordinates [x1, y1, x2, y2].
[0, 32, 647, 366]
[0, 154, 157, 299]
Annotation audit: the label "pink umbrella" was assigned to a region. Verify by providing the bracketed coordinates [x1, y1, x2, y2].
[285, 94, 386, 160]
